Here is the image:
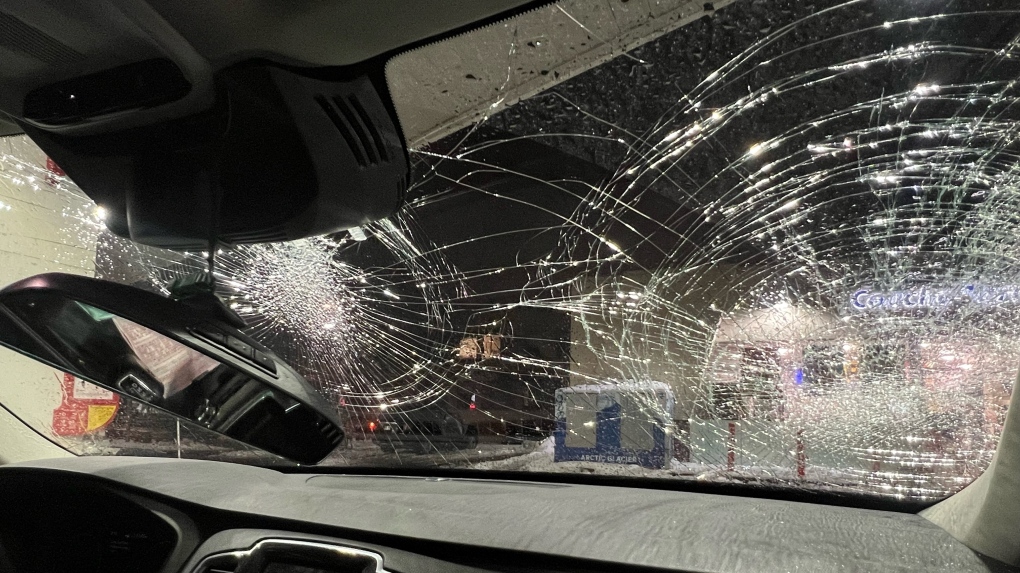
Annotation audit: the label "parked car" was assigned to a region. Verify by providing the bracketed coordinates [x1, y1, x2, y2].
[376, 407, 478, 454]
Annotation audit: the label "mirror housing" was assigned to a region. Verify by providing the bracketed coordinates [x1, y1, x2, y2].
[14, 63, 409, 250]
[0, 273, 343, 464]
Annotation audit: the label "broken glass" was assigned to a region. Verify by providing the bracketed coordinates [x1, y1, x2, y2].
[0, 0, 1019, 500]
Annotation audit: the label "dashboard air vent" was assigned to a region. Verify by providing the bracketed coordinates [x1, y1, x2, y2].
[317, 417, 344, 448]
[191, 540, 388, 573]
[195, 553, 239, 573]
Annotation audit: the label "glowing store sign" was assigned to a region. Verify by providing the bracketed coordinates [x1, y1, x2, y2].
[852, 284, 1020, 311]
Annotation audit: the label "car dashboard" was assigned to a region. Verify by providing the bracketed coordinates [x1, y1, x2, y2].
[0, 457, 1014, 573]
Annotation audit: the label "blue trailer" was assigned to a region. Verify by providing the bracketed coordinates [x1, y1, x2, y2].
[554, 382, 675, 469]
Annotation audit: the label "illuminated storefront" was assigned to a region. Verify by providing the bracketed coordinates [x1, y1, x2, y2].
[697, 282, 1018, 489]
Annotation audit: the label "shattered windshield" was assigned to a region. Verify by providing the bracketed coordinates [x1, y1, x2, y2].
[1, 0, 1019, 501]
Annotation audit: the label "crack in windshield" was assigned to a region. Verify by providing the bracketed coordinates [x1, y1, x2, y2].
[0, 0, 1018, 501]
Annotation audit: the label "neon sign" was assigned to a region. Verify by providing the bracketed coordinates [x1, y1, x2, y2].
[852, 284, 1020, 311]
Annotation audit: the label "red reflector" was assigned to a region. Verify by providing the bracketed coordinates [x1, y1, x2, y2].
[469, 403, 476, 410]
[368, 422, 376, 431]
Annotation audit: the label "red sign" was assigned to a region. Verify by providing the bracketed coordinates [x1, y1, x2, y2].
[51, 373, 120, 437]
[44, 157, 65, 186]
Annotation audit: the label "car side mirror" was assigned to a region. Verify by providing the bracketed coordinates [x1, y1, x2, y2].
[0, 273, 343, 464]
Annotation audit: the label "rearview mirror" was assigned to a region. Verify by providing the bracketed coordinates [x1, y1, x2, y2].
[0, 273, 343, 464]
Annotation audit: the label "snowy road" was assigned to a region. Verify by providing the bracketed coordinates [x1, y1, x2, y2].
[321, 440, 538, 468]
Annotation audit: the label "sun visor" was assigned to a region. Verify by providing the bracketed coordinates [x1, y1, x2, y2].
[0, 2, 214, 136]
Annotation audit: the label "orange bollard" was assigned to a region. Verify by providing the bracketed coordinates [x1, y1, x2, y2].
[796, 429, 806, 480]
[727, 422, 736, 471]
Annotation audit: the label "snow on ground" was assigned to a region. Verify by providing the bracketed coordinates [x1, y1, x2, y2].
[471, 437, 874, 490]
[473, 437, 692, 478]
